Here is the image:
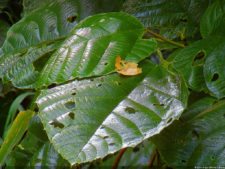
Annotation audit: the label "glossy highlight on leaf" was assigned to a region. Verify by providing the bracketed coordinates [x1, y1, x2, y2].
[115, 56, 142, 76]
[36, 62, 188, 165]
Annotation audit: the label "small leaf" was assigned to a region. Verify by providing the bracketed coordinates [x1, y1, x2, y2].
[0, 110, 34, 166]
[115, 56, 142, 76]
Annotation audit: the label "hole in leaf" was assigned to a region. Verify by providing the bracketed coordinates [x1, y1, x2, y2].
[167, 118, 172, 124]
[72, 92, 76, 96]
[49, 120, 64, 128]
[181, 159, 186, 163]
[100, 126, 105, 129]
[211, 73, 219, 82]
[192, 129, 199, 139]
[65, 101, 76, 110]
[211, 155, 215, 160]
[68, 112, 75, 119]
[125, 107, 136, 114]
[97, 83, 102, 87]
[67, 15, 77, 23]
[223, 114, 225, 118]
[133, 147, 140, 153]
[33, 52, 53, 72]
[192, 51, 205, 65]
[103, 136, 109, 139]
[109, 143, 115, 146]
[159, 103, 165, 106]
[90, 79, 94, 82]
[47, 83, 57, 89]
[180, 18, 187, 22]
[104, 62, 108, 66]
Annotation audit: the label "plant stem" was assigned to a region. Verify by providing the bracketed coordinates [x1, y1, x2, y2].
[148, 149, 158, 167]
[112, 148, 127, 169]
[146, 29, 185, 48]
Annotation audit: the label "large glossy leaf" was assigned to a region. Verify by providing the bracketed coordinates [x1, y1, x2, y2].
[204, 40, 225, 99]
[200, 0, 225, 38]
[171, 36, 224, 92]
[123, 0, 211, 39]
[37, 12, 157, 88]
[0, 1, 124, 89]
[151, 98, 225, 167]
[36, 62, 188, 165]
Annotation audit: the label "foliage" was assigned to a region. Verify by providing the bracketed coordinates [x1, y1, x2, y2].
[0, 0, 224, 168]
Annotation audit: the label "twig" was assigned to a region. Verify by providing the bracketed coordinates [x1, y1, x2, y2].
[112, 148, 127, 169]
[146, 29, 185, 48]
[148, 149, 158, 168]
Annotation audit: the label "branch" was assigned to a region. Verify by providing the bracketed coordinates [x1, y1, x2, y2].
[112, 148, 127, 169]
[146, 29, 185, 48]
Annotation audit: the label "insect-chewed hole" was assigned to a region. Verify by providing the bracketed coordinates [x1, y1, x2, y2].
[211, 73, 219, 82]
[181, 159, 186, 163]
[109, 143, 115, 146]
[71, 92, 76, 96]
[125, 107, 136, 114]
[65, 101, 76, 110]
[67, 15, 77, 23]
[68, 112, 75, 119]
[103, 136, 109, 139]
[104, 62, 108, 66]
[49, 120, 64, 129]
[192, 51, 205, 66]
[180, 18, 187, 22]
[100, 126, 105, 129]
[97, 83, 102, 87]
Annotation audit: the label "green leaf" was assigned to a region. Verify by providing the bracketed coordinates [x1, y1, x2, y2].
[152, 99, 225, 167]
[171, 36, 224, 92]
[204, 41, 225, 99]
[123, 0, 211, 39]
[200, 0, 225, 38]
[0, 110, 34, 166]
[36, 62, 188, 165]
[3, 92, 34, 138]
[37, 12, 157, 88]
[0, 20, 10, 47]
[29, 143, 70, 168]
[0, 1, 124, 89]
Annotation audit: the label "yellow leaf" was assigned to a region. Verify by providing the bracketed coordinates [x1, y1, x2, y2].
[115, 56, 142, 76]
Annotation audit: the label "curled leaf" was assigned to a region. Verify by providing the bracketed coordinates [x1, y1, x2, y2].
[115, 56, 142, 76]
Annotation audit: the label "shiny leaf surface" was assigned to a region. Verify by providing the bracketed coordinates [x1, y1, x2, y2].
[123, 0, 211, 39]
[152, 98, 225, 168]
[36, 62, 188, 165]
[37, 13, 157, 87]
[200, 0, 225, 37]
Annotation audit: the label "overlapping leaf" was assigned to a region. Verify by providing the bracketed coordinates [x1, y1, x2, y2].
[200, 0, 225, 38]
[152, 98, 225, 167]
[37, 12, 157, 87]
[0, 1, 124, 88]
[171, 36, 224, 92]
[36, 62, 188, 165]
[123, 0, 211, 39]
